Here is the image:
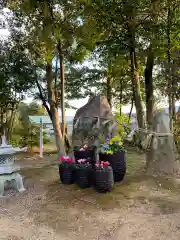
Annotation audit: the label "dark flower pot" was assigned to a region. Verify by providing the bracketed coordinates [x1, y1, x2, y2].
[59, 164, 75, 184]
[75, 166, 93, 189]
[74, 147, 96, 166]
[99, 151, 126, 182]
[94, 166, 114, 193]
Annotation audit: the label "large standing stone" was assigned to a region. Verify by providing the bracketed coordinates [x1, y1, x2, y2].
[72, 94, 117, 147]
[146, 112, 179, 176]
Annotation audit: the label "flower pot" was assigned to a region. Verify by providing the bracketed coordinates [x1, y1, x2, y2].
[59, 164, 75, 184]
[75, 166, 92, 188]
[99, 151, 126, 182]
[94, 166, 114, 193]
[74, 147, 96, 166]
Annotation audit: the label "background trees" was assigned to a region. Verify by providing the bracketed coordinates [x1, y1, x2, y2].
[0, 0, 179, 153]
[0, 40, 37, 138]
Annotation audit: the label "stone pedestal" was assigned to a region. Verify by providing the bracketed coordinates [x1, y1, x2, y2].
[0, 155, 26, 197]
[146, 133, 179, 176]
[0, 173, 25, 197]
[0, 135, 26, 196]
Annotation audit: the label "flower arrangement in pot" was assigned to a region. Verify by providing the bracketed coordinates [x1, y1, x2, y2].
[74, 145, 96, 166]
[99, 135, 126, 182]
[94, 161, 114, 193]
[58, 156, 75, 184]
[75, 159, 93, 188]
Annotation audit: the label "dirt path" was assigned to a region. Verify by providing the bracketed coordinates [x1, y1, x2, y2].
[1, 153, 180, 239]
[16, 153, 57, 169]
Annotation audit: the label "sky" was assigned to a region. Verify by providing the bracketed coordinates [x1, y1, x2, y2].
[1, 8, 180, 117]
[24, 97, 140, 116]
[24, 96, 141, 116]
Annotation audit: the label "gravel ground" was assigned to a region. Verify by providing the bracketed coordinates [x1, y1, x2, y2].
[1, 154, 180, 240]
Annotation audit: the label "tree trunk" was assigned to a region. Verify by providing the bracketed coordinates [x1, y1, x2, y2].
[167, 4, 173, 131]
[106, 75, 112, 108]
[46, 60, 66, 156]
[119, 80, 123, 116]
[54, 56, 58, 103]
[7, 107, 17, 141]
[172, 94, 176, 121]
[119, 105, 122, 117]
[144, 44, 154, 130]
[129, 28, 145, 129]
[128, 97, 134, 124]
[58, 42, 66, 138]
[51, 107, 66, 156]
[36, 79, 52, 119]
[171, 60, 176, 123]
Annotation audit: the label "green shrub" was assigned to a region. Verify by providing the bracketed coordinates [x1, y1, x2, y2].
[114, 112, 131, 141]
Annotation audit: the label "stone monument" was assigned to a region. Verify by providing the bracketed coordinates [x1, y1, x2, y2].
[72, 94, 117, 147]
[146, 112, 179, 176]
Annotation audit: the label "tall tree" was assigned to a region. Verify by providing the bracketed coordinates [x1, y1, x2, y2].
[0, 40, 37, 138]
[7, 0, 89, 155]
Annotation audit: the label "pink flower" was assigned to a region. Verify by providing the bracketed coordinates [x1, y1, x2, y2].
[66, 158, 73, 164]
[79, 145, 88, 151]
[80, 148, 86, 151]
[60, 156, 65, 161]
[61, 156, 69, 162]
[81, 159, 87, 163]
[78, 159, 87, 164]
[60, 156, 73, 164]
[103, 161, 110, 167]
